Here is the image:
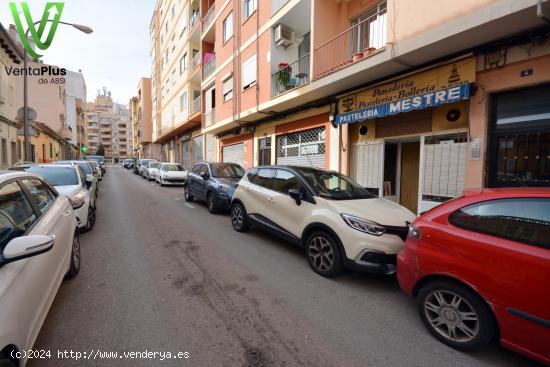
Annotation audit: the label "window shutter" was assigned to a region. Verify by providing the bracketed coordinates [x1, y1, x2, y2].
[242, 55, 257, 89]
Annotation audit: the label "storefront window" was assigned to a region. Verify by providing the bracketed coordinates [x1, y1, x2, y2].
[489, 84, 550, 187]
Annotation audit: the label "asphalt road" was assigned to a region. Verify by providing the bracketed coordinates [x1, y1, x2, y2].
[30, 166, 542, 367]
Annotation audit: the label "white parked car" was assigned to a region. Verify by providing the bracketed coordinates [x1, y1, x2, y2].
[139, 159, 157, 178]
[25, 164, 96, 231]
[156, 163, 187, 186]
[231, 166, 416, 277]
[0, 171, 80, 367]
[145, 162, 160, 181]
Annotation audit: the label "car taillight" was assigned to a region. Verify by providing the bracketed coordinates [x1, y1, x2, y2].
[407, 223, 422, 241]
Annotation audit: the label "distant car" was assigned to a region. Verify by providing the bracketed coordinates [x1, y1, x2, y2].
[0, 170, 80, 367]
[87, 160, 102, 181]
[144, 162, 160, 181]
[25, 164, 96, 231]
[133, 159, 140, 175]
[156, 163, 187, 186]
[398, 188, 550, 365]
[123, 159, 133, 169]
[230, 166, 415, 277]
[8, 161, 36, 171]
[184, 162, 244, 213]
[139, 159, 157, 178]
[56, 161, 98, 202]
[85, 155, 105, 175]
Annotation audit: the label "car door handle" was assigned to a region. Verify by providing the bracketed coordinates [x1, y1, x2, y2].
[244, 186, 250, 191]
[63, 210, 72, 216]
[267, 197, 274, 203]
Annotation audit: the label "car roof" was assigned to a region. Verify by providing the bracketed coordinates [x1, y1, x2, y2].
[464, 187, 550, 197]
[0, 170, 44, 182]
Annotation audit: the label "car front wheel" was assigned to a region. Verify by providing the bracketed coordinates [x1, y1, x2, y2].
[85, 206, 96, 232]
[65, 233, 81, 279]
[231, 203, 249, 232]
[184, 186, 193, 202]
[417, 280, 496, 351]
[207, 192, 218, 214]
[306, 231, 343, 277]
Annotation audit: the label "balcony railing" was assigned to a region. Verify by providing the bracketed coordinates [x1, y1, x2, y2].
[204, 109, 215, 127]
[202, 5, 215, 31]
[192, 96, 201, 114]
[272, 0, 290, 15]
[203, 54, 216, 79]
[189, 9, 200, 30]
[271, 53, 311, 98]
[313, 9, 387, 80]
[192, 52, 201, 70]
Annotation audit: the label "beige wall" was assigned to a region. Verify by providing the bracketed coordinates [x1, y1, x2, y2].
[138, 78, 153, 144]
[0, 44, 19, 168]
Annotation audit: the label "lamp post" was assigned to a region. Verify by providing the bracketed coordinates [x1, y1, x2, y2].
[23, 21, 93, 162]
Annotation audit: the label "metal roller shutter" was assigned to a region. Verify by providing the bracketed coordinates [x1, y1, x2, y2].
[276, 127, 326, 168]
[222, 143, 245, 166]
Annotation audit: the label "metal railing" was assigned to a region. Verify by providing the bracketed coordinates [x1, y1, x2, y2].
[203, 55, 216, 79]
[204, 109, 215, 127]
[313, 9, 387, 80]
[202, 4, 215, 31]
[192, 96, 201, 114]
[271, 53, 310, 98]
[192, 52, 201, 70]
[272, 0, 290, 15]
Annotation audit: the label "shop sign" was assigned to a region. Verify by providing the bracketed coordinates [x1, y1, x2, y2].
[335, 57, 476, 125]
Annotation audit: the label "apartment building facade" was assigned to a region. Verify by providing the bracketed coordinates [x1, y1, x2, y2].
[86, 93, 133, 162]
[150, 0, 550, 213]
[65, 70, 88, 158]
[131, 78, 161, 159]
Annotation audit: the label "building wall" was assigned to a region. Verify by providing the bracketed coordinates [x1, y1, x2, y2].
[0, 41, 19, 168]
[65, 70, 87, 146]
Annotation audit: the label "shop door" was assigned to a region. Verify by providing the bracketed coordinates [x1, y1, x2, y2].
[181, 141, 190, 170]
[222, 143, 245, 167]
[400, 142, 420, 213]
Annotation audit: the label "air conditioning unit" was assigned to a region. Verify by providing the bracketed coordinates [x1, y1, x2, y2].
[274, 23, 295, 48]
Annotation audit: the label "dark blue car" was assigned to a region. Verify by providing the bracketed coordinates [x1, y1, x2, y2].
[184, 162, 245, 213]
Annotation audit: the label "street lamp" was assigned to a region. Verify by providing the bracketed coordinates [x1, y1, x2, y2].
[23, 21, 93, 161]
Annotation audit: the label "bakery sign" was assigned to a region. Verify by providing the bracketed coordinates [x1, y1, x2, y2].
[335, 57, 476, 125]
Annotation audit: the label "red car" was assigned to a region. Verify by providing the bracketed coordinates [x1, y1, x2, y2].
[397, 188, 550, 365]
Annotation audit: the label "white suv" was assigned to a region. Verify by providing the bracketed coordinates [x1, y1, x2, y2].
[230, 166, 416, 277]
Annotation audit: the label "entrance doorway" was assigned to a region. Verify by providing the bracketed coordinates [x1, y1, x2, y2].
[400, 141, 420, 213]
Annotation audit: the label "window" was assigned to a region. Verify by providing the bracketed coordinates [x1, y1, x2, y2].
[272, 170, 301, 194]
[258, 137, 271, 165]
[172, 69, 176, 85]
[222, 76, 233, 102]
[449, 198, 550, 249]
[191, 164, 202, 174]
[11, 142, 16, 165]
[223, 12, 233, 43]
[171, 4, 175, 18]
[180, 91, 188, 111]
[0, 182, 37, 251]
[49, 143, 53, 159]
[350, 1, 387, 55]
[242, 55, 257, 90]
[166, 49, 169, 63]
[243, 0, 257, 20]
[251, 168, 275, 189]
[180, 53, 188, 74]
[1, 139, 7, 164]
[20, 179, 56, 214]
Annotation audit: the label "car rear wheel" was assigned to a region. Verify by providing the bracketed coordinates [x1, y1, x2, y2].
[306, 231, 343, 277]
[85, 206, 96, 232]
[207, 193, 218, 214]
[417, 280, 496, 351]
[184, 186, 193, 202]
[65, 233, 81, 279]
[231, 203, 249, 232]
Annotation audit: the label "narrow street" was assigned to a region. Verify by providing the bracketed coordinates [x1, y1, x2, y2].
[30, 167, 541, 367]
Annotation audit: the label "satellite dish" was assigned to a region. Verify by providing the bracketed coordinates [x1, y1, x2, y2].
[17, 107, 37, 121]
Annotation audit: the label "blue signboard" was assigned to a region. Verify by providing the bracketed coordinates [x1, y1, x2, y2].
[335, 84, 471, 125]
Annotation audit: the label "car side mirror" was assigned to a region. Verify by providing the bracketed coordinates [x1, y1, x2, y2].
[2, 235, 55, 264]
[200, 172, 209, 180]
[288, 188, 302, 206]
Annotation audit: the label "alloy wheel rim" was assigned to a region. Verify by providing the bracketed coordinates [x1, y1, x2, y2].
[232, 206, 243, 228]
[424, 290, 479, 342]
[72, 236, 80, 270]
[308, 236, 334, 271]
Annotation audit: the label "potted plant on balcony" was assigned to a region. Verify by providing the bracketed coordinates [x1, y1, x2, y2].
[276, 62, 292, 92]
[352, 52, 364, 62]
[363, 47, 376, 57]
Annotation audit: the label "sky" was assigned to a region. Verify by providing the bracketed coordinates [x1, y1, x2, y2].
[0, 0, 154, 104]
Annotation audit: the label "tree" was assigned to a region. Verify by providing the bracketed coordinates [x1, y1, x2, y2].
[96, 144, 105, 156]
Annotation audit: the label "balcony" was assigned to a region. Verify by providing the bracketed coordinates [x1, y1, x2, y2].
[192, 51, 201, 71]
[272, 0, 290, 15]
[203, 54, 216, 79]
[313, 8, 386, 80]
[189, 8, 200, 31]
[204, 109, 215, 127]
[202, 4, 215, 32]
[271, 53, 310, 98]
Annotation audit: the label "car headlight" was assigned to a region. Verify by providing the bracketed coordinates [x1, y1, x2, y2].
[219, 185, 231, 193]
[341, 214, 386, 236]
[69, 190, 86, 209]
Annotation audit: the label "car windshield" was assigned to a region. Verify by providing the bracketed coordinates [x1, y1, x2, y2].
[76, 163, 92, 175]
[296, 167, 375, 200]
[164, 164, 183, 171]
[150, 162, 159, 168]
[211, 163, 244, 178]
[88, 161, 98, 168]
[25, 166, 78, 186]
